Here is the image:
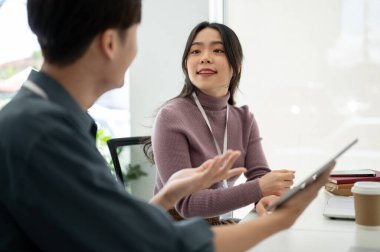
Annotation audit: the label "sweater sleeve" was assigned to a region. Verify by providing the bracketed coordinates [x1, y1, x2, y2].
[153, 105, 268, 218]
[152, 106, 193, 187]
[244, 113, 271, 181]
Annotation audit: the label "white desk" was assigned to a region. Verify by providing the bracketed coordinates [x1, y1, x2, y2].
[243, 191, 380, 252]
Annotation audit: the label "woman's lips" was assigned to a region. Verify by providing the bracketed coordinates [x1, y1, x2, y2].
[197, 68, 217, 76]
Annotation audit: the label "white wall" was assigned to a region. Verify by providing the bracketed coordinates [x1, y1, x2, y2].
[225, 0, 380, 183]
[128, 0, 209, 200]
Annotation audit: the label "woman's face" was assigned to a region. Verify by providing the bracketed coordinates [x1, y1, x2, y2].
[186, 27, 233, 97]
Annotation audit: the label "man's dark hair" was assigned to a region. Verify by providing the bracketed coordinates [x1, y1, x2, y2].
[27, 0, 141, 66]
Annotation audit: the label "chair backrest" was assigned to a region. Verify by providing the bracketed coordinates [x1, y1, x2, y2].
[107, 136, 149, 186]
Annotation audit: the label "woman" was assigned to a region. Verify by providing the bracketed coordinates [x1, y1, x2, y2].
[145, 21, 295, 225]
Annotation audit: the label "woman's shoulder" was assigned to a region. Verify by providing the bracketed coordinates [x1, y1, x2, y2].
[230, 104, 255, 120]
[157, 97, 195, 119]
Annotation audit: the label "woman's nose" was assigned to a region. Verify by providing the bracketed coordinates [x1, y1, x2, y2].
[200, 52, 212, 64]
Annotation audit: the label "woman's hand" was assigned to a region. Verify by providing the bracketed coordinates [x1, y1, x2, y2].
[259, 170, 295, 196]
[257, 162, 335, 228]
[269, 162, 335, 229]
[150, 150, 246, 210]
[211, 162, 335, 252]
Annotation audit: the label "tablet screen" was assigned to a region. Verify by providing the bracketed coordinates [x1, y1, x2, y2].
[265, 138, 358, 211]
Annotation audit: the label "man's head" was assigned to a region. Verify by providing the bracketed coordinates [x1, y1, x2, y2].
[27, 0, 142, 66]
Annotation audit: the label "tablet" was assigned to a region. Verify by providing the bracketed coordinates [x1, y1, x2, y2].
[266, 138, 358, 211]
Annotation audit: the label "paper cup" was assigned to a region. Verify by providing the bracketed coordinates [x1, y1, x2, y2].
[351, 182, 380, 230]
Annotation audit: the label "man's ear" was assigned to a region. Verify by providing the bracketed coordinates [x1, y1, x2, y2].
[98, 29, 118, 60]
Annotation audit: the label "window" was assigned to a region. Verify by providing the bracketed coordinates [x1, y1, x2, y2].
[225, 0, 380, 177]
[0, 0, 130, 139]
[0, 0, 41, 108]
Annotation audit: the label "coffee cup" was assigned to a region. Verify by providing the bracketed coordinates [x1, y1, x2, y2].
[351, 182, 380, 230]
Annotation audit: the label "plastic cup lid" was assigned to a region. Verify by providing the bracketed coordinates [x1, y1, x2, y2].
[351, 182, 380, 195]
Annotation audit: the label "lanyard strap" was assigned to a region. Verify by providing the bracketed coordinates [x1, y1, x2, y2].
[23, 80, 48, 99]
[192, 92, 233, 219]
[192, 92, 229, 187]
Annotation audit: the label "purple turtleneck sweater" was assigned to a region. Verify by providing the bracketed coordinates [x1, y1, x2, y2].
[152, 91, 270, 218]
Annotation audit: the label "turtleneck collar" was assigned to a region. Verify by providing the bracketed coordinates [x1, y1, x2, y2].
[195, 90, 230, 111]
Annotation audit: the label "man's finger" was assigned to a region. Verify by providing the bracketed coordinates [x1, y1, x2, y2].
[255, 204, 267, 216]
[220, 151, 240, 171]
[225, 167, 246, 179]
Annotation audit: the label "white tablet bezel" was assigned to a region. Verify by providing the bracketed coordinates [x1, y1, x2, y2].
[266, 138, 358, 211]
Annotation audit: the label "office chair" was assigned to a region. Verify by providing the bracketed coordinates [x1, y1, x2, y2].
[107, 136, 150, 186]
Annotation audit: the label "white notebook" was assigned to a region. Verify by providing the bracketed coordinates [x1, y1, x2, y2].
[323, 195, 355, 220]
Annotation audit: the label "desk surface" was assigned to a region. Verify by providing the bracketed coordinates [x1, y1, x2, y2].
[243, 191, 380, 252]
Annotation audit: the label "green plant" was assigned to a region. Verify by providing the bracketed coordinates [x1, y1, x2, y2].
[124, 164, 147, 182]
[95, 128, 112, 167]
[95, 128, 147, 186]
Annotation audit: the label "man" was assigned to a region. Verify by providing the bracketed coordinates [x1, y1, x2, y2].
[0, 0, 333, 251]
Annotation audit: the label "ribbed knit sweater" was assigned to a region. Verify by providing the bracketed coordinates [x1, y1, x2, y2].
[152, 91, 270, 218]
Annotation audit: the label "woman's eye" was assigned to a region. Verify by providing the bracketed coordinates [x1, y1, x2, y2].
[214, 49, 225, 54]
[190, 49, 200, 55]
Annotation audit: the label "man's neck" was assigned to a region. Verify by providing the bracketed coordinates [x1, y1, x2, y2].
[41, 62, 104, 111]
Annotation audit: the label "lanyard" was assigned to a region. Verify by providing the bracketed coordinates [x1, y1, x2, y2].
[23, 80, 48, 99]
[192, 92, 233, 219]
[192, 92, 229, 188]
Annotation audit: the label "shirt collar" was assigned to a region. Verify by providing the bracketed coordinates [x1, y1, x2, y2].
[26, 69, 96, 136]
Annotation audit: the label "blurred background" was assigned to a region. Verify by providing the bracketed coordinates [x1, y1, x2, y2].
[1, 0, 379, 217]
[226, 0, 380, 180]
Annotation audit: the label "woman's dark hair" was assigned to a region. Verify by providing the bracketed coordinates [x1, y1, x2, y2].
[179, 21, 243, 106]
[27, 0, 141, 66]
[144, 21, 244, 163]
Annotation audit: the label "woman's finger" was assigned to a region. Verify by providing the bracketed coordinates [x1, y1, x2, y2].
[281, 180, 294, 188]
[274, 172, 295, 181]
[272, 169, 295, 173]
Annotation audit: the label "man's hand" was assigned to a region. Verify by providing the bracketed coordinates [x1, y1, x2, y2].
[255, 195, 279, 216]
[150, 150, 246, 210]
[268, 162, 335, 229]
